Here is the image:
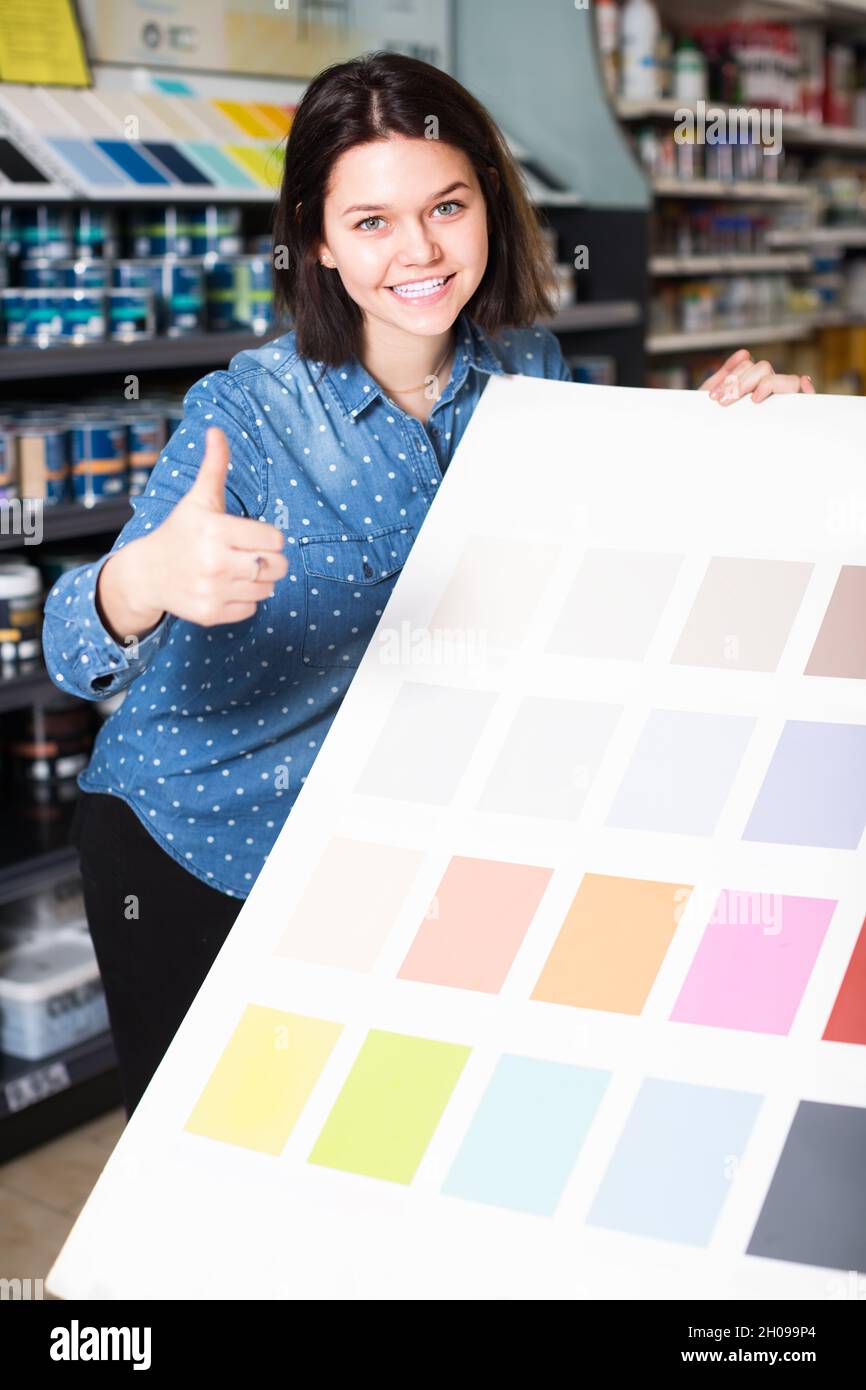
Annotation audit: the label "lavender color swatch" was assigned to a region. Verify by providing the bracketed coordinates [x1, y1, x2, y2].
[742, 721, 866, 850]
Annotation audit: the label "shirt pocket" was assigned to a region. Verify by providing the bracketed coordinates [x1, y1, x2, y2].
[299, 522, 415, 670]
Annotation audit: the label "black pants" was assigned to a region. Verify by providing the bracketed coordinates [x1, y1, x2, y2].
[70, 790, 243, 1119]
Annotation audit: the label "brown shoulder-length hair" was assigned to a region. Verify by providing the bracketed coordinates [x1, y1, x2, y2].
[271, 50, 557, 367]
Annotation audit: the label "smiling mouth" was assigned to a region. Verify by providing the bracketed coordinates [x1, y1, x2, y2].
[387, 272, 455, 300]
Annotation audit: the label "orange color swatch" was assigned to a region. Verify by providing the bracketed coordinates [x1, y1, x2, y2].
[532, 873, 693, 1014]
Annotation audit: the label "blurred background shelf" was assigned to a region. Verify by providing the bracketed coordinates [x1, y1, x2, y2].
[650, 252, 813, 273]
[647, 319, 817, 352]
[652, 176, 817, 199]
[0, 331, 275, 382]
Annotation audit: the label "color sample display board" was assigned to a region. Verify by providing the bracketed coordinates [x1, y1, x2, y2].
[0, 86, 291, 200]
[47, 376, 866, 1300]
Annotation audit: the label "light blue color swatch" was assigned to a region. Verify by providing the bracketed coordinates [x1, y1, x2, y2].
[606, 709, 755, 835]
[50, 139, 126, 186]
[184, 142, 257, 188]
[442, 1055, 610, 1215]
[587, 1077, 763, 1246]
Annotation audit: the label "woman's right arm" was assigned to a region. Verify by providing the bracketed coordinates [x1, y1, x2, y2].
[42, 372, 288, 702]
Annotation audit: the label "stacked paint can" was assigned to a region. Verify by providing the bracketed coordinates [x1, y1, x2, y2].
[0, 400, 179, 506]
[0, 561, 42, 671]
[0, 204, 275, 346]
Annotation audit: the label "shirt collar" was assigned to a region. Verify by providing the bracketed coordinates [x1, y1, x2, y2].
[320, 308, 505, 422]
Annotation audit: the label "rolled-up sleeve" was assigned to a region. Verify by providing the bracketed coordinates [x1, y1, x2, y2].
[42, 368, 268, 701]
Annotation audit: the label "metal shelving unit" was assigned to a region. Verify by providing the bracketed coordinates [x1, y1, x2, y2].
[0, 331, 274, 382]
[647, 319, 817, 353]
[649, 252, 812, 275]
[652, 176, 816, 201]
[0, 496, 133, 549]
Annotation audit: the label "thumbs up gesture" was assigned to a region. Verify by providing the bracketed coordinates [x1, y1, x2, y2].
[96, 427, 289, 641]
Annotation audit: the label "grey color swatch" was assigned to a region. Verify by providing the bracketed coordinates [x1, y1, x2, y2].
[477, 696, 623, 820]
[354, 681, 497, 805]
[546, 549, 684, 661]
[747, 1101, 866, 1274]
[671, 556, 812, 672]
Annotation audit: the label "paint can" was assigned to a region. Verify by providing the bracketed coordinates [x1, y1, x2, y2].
[205, 255, 272, 333]
[0, 430, 17, 502]
[56, 258, 110, 289]
[17, 206, 74, 261]
[189, 204, 242, 256]
[8, 694, 94, 794]
[162, 257, 205, 336]
[112, 257, 204, 334]
[2, 288, 65, 346]
[127, 413, 166, 494]
[129, 206, 193, 257]
[20, 259, 64, 289]
[59, 288, 106, 344]
[108, 288, 156, 342]
[74, 207, 118, 260]
[0, 562, 43, 669]
[69, 418, 128, 506]
[16, 423, 69, 503]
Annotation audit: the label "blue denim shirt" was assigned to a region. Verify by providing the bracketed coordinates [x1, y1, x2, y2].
[43, 308, 573, 896]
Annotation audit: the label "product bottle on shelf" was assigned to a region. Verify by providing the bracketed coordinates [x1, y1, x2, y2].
[594, 0, 619, 99]
[620, 0, 661, 101]
[673, 35, 708, 102]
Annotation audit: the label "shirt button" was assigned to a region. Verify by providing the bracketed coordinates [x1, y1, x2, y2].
[362, 561, 373, 577]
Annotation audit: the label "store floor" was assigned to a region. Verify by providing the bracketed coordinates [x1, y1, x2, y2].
[0, 1107, 125, 1297]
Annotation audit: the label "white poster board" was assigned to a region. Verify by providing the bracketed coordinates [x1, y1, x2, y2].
[48, 377, 866, 1300]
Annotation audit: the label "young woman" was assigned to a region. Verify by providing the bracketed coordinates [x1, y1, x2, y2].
[44, 51, 816, 1117]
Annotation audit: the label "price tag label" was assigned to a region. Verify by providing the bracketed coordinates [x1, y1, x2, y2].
[4, 1061, 71, 1113]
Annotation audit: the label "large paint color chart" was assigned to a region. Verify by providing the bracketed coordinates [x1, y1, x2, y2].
[48, 377, 866, 1299]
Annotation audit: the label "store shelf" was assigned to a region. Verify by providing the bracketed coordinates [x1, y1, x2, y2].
[646, 319, 817, 353]
[650, 253, 812, 275]
[0, 330, 278, 382]
[0, 497, 133, 550]
[542, 301, 642, 331]
[652, 177, 816, 202]
[783, 120, 866, 150]
[767, 224, 866, 247]
[618, 95, 866, 149]
[814, 307, 866, 326]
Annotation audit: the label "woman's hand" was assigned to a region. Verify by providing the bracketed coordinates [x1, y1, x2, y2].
[700, 348, 816, 405]
[97, 427, 288, 642]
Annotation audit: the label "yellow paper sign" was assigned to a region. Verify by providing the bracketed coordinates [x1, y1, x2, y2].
[0, 0, 91, 87]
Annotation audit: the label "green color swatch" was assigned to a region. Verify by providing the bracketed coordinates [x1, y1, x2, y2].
[308, 1029, 471, 1184]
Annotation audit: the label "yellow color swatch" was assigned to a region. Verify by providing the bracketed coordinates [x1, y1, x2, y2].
[226, 144, 284, 188]
[213, 100, 276, 138]
[185, 1004, 342, 1155]
[532, 874, 693, 1015]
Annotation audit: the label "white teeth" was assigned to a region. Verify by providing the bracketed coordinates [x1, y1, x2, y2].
[390, 275, 449, 298]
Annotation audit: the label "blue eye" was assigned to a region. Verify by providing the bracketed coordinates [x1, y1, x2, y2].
[354, 201, 465, 231]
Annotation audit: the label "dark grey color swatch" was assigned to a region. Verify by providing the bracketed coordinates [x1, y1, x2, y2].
[747, 1100, 866, 1274]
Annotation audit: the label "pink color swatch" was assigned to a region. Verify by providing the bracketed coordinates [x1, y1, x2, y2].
[398, 856, 553, 993]
[670, 889, 836, 1035]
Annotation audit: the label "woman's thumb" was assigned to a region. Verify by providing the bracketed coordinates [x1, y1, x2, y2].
[191, 428, 230, 512]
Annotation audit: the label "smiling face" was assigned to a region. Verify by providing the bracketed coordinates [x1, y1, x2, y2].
[317, 135, 491, 342]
